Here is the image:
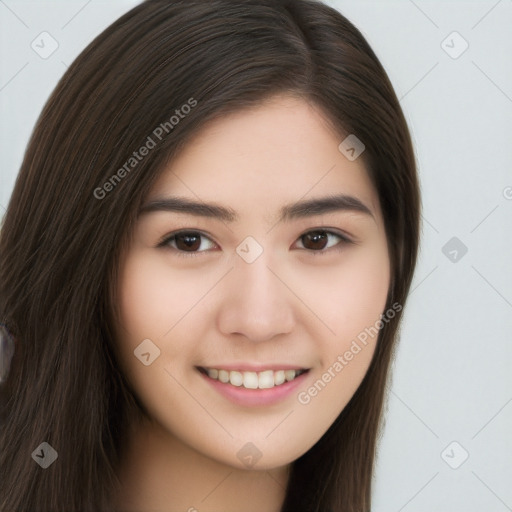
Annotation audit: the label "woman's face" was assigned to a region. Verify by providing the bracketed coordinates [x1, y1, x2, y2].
[114, 94, 390, 470]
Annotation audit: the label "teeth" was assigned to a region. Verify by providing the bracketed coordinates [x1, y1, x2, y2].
[243, 371, 259, 389]
[229, 371, 243, 387]
[284, 370, 296, 382]
[207, 368, 219, 379]
[274, 370, 285, 386]
[258, 370, 274, 389]
[203, 367, 304, 389]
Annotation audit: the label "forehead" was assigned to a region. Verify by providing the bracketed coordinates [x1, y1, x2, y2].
[147, 95, 380, 224]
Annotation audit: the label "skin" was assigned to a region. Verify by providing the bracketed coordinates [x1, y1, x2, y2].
[112, 94, 390, 512]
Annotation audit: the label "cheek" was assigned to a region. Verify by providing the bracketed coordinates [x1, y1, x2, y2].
[331, 248, 390, 340]
[117, 251, 213, 343]
[114, 252, 192, 385]
[113, 253, 213, 414]
[114, 251, 226, 392]
[291, 241, 389, 399]
[289, 240, 390, 348]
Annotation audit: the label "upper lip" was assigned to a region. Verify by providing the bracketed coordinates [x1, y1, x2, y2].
[196, 363, 309, 372]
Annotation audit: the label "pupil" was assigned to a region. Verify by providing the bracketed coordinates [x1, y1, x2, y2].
[176, 233, 200, 251]
[303, 231, 327, 250]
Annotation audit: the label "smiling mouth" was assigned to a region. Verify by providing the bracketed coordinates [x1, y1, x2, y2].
[197, 367, 309, 390]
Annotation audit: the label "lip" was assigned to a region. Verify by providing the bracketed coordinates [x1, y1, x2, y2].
[197, 367, 310, 407]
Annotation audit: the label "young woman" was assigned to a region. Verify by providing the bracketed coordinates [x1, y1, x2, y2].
[0, 1, 420, 511]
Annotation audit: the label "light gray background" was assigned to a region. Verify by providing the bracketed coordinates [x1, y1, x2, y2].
[1, 1, 511, 511]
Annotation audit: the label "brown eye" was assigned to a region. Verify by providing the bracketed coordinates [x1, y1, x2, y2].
[301, 231, 329, 250]
[295, 230, 352, 253]
[159, 231, 217, 255]
[175, 233, 201, 251]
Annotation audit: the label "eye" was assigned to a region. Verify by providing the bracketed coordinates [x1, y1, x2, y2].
[294, 229, 353, 254]
[158, 228, 353, 258]
[158, 231, 218, 257]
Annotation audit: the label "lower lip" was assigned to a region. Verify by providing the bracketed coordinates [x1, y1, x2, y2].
[198, 369, 310, 407]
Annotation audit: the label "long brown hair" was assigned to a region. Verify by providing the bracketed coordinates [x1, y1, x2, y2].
[0, 1, 420, 510]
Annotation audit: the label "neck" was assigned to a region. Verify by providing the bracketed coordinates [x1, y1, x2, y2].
[113, 416, 290, 512]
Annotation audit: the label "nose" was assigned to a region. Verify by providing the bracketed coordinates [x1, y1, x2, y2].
[216, 255, 295, 343]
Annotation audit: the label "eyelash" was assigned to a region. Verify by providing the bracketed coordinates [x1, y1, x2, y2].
[157, 229, 354, 258]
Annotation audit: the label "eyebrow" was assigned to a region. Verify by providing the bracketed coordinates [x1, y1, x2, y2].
[138, 193, 374, 223]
